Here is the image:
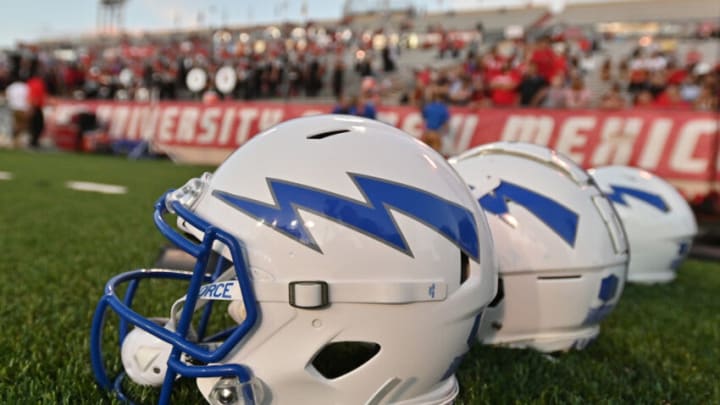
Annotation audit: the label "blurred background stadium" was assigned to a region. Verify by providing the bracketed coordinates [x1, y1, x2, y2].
[0, 1, 719, 403]
[2, 0, 717, 203]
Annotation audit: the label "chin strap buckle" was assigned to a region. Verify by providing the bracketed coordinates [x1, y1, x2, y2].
[289, 281, 329, 309]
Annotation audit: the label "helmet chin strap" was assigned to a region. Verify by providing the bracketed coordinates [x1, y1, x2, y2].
[169, 263, 450, 329]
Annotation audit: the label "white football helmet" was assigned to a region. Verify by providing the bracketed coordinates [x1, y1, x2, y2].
[450, 142, 629, 353]
[90, 115, 497, 405]
[589, 166, 698, 284]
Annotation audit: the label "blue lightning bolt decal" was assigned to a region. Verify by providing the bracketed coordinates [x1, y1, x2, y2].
[213, 174, 480, 260]
[479, 181, 579, 246]
[605, 185, 669, 212]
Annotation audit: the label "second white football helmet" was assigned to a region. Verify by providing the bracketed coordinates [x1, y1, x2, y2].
[450, 142, 629, 352]
[589, 166, 698, 284]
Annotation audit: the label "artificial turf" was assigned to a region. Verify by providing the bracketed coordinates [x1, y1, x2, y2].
[0, 150, 718, 404]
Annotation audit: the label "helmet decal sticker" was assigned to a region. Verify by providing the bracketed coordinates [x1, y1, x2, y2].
[582, 274, 620, 326]
[214, 173, 480, 260]
[670, 241, 691, 270]
[597, 274, 620, 302]
[605, 185, 669, 212]
[478, 181, 579, 246]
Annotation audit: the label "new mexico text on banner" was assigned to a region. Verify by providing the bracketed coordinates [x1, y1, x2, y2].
[44, 101, 719, 200]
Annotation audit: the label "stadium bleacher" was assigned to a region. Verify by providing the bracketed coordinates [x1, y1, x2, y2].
[0, 0, 717, 111]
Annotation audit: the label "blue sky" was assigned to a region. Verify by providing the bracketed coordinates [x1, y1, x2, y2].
[0, 0, 326, 47]
[0, 0, 577, 48]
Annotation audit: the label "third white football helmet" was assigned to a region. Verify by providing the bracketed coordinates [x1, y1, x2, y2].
[450, 142, 629, 352]
[589, 166, 698, 284]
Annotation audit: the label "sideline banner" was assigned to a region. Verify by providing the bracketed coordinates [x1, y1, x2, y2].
[44, 101, 719, 200]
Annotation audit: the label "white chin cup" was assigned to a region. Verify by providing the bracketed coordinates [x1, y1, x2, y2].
[120, 325, 174, 386]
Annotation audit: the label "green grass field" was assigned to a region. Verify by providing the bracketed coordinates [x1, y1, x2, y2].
[0, 150, 718, 404]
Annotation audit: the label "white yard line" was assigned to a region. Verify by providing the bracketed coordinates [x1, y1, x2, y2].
[0, 171, 13, 180]
[65, 181, 128, 195]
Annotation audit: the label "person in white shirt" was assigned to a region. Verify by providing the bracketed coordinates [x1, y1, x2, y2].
[647, 51, 668, 72]
[5, 79, 28, 148]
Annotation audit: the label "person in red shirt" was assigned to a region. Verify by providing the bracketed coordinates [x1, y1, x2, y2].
[416, 67, 431, 88]
[530, 36, 557, 82]
[27, 67, 47, 148]
[685, 49, 702, 67]
[489, 63, 519, 107]
[482, 45, 506, 82]
[667, 60, 688, 85]
[654, 84, 691, 109]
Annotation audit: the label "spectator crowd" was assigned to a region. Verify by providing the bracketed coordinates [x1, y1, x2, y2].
[400, 35, 719, 112]
[0, 15, 718, 114]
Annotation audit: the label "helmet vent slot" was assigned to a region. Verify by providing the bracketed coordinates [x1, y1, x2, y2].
[537, 274, 582, 280]
[307, 129, 351, 140]
[311, 341, 380, 379]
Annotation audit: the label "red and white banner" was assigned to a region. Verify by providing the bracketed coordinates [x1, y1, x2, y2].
[44, 101, 720, 201]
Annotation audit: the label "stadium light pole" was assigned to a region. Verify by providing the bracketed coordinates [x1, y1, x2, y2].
[208, 5, 218, 29]
[97, 0, 128, 34]
[221, 7, 228, 28]
[173, 10, 181, 29]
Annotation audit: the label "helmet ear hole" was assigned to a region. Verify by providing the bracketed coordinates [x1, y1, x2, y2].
[311, 342, 381, 379]
[487, 278, 504, 308]
[460, 251, 470, 284]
